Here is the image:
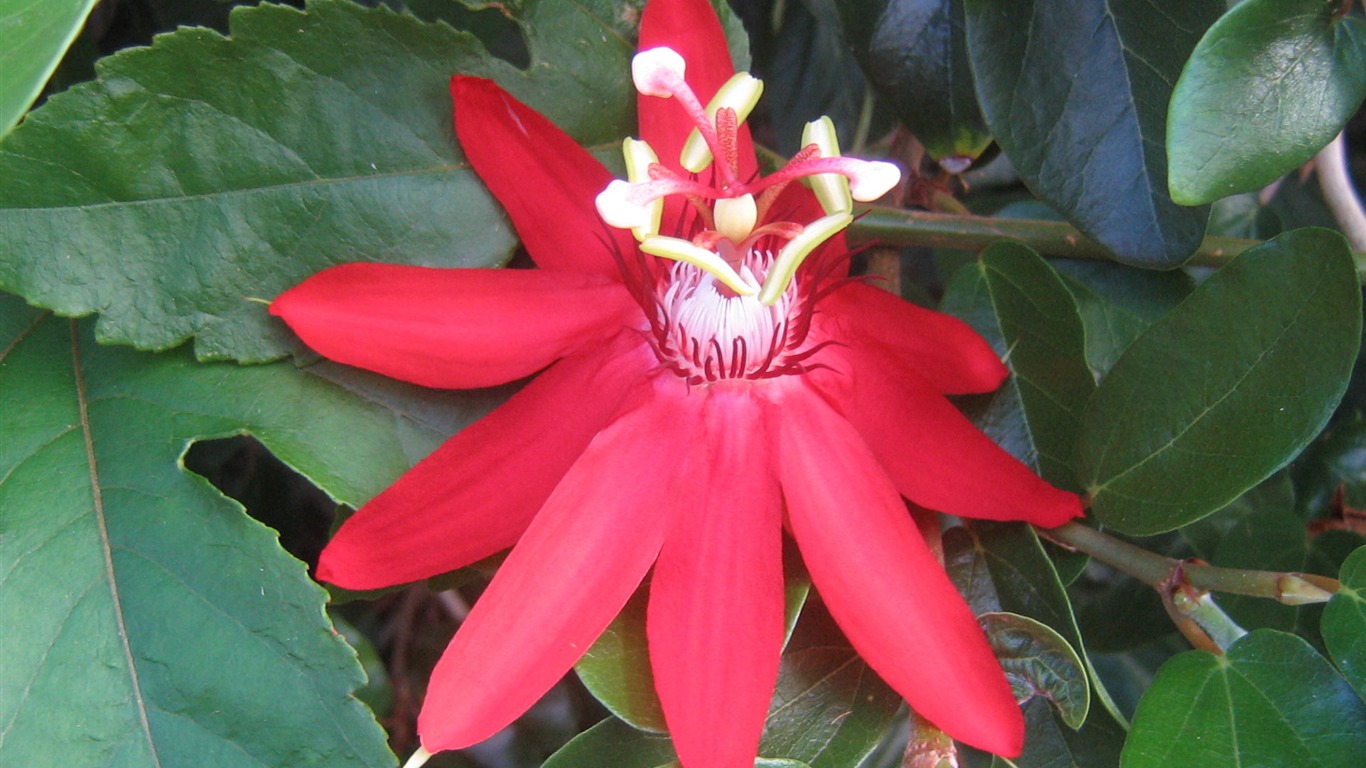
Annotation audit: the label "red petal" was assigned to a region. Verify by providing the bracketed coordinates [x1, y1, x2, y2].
[774, 386, 1025, 757]
[818, 346, 1082, 527]
[638, 0, 757, 180]
[271, 263, 639, 389]
[648, 388, 784, 768]
[451, 76, 635, 275]
[821, 282, 1008, 395]
[315, 333, 654, 589]
[418, 378, 701, 752]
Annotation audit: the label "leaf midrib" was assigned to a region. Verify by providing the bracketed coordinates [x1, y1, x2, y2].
[71, 319, 162, 768]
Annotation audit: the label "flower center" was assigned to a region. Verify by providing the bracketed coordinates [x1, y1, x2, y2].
[596, 46, 901, 383]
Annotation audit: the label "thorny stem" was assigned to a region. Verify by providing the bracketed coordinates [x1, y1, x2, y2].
[850, 206, 1366, 279]
[1045, 522, 1340, 606]
[1316, 131, 1366, 252]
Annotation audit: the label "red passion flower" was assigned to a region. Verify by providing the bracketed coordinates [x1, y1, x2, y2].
[270, 1, 1083, 766]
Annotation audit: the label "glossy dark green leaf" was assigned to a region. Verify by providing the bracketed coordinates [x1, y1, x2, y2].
[1122, 630, 1366, 767]
[0, 297, 399, 766]
[542, 717, 676, 768]
[941, 244, 1094, 489]
[1294, 410, 1366, 518]
[981, 612, 1089, 729]
[0, 0, 99, 138]
[836, 0, 991, 166]
[1078, 229, 1363, 535]
[759, 644, 902, 768]
[0, 0, 638, 363]
[945, 524, 1127, 766]
[963, 696, 1127, 768]
[1050, 259, 1195, 378]
[1322, 545, 1366, 700]
[763, 0, 868, 157]
[962, 0, 1221, 266]
[1167, 0, 1366, 205]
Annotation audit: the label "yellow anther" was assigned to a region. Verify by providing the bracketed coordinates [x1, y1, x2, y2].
[640, 235, 758, 296]
[680, 72, 764, 173]
[758, 212, 851, 305]
[622, 138, 663, 239]
[801, 117, 853, 215]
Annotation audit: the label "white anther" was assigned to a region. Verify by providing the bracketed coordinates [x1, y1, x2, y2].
[596, 179, 656, 238]
[847, 160, 901, 202]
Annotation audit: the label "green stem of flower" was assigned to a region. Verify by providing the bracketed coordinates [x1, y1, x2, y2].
[849, 206, 1366, 278]
[1045, 522, 1340, 605]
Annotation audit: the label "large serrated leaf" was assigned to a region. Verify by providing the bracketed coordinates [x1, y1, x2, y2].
[1077, 228, 1363, 535]
[962, 0, 1222, 267]
[1167, 0, 1366, 205]
[1121, 630, 1366, 768]
[0, 0, 640, 364]
[0, 295, 413, 766]
[0, 0, 99, 139]
[940, 244, 1094, 489]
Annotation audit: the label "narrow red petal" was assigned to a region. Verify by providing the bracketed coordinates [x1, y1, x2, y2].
[271, 263, 639, 389]
[821, 282, 1008, 395]
[452, 76, 634, 275]
[819, 346, 1082, 528]
[315, 334, 654, 589]
[774, 386, 1025, 757]
[648, 388, 784, 768]
[638, 0, 757, 180]
[418, 378, 701, 752]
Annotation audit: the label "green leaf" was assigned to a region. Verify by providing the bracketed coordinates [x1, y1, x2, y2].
[1121, 630, 1366, 768]
[542, 717, 676, 768]
[944, 523, 1131, 741]
[1077, 228, 1363, 535]
[836, 0, 992, 167]
[980, 612, 1089, 730]
[0, 0, 639, 363]
[0, 0, 98, 139]
[0, 297, 400, 766]
[762, 0, 868, 157]
[1323, 545, 1366, 700]
[759, 644, 902, 768]
[940, 244, 1094, 489]
[962, 0, 1222, 266]
[1050, 259, 1195, 378]
[1167, 0, 1366, 205]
